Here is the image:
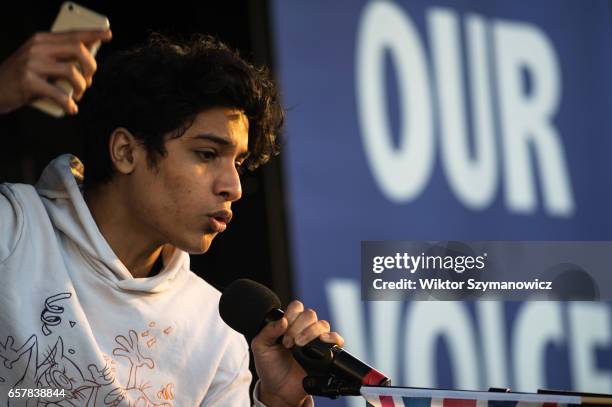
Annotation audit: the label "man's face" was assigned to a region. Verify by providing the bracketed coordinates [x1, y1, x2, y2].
[125, 107, 249, 254]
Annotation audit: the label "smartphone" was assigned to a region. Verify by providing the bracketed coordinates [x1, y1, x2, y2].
[30, 2, 109, 118]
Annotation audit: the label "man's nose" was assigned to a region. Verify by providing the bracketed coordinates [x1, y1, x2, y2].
[215, 165, 242, 202]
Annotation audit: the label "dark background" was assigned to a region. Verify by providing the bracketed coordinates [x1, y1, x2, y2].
[0, 1, 295, 304]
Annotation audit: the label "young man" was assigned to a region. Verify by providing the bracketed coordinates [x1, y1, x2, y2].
[0, 30, 343, 406]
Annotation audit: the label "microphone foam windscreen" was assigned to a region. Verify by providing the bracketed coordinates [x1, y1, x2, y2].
[219, 279, 281, 340]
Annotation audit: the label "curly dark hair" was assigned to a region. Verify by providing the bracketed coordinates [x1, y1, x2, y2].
[79, 32, 284, 189]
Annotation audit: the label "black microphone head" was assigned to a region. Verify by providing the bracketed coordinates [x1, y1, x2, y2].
[219, 279, 281, 341]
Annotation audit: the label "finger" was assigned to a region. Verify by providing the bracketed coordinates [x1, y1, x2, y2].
[319, 331, 345, 347]
[33, 29, 112, 45]
[294, 320, 331, 347]
[33, 60, 87, 101]
[282, 301, 304, 347]
[284, 300, 305, 325]
[28, 74, 78, 115]
[251, 317, 288, 352]
[34, 42, 97, 88]
[283, 308, 318, 348]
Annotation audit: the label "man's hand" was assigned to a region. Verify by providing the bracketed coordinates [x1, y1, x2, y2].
[251, 300, 345, 407]
[0, 29, 112, 115]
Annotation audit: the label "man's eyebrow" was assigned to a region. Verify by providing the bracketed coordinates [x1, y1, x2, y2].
[192, 133, 230, 145]
[192, 133, 249, 159]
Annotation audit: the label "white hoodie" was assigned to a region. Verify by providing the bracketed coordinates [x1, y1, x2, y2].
[0, 154, 253, 406]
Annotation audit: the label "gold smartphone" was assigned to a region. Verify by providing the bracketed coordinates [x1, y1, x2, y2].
[30, 2, 109, 118]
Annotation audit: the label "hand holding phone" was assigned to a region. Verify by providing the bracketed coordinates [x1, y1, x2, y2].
[30, 2, 110, 117]
[0, 2, 111, 116]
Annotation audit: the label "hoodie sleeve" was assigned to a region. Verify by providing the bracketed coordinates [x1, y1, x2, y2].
[199, 347, 252, 406]
[252, 381, 314, 407]
[0, 184, 24, 263]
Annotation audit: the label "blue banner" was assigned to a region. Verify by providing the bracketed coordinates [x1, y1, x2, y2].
[270, 1, 612, 406]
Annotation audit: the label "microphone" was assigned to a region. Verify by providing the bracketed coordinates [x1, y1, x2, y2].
[218, 279, 391, 395]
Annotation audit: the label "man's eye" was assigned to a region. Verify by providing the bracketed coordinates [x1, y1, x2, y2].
[235, 161, 245, 174]
[197, 151, 216, 161]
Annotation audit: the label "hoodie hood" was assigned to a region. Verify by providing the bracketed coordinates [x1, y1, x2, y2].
[35, 154, 189, 293]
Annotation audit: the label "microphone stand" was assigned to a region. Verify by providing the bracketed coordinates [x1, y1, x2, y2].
[291, 340, 390, 399]
[303, 376, 362, 399]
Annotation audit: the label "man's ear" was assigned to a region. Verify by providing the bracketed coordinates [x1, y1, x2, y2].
[108, 127, 141, 175]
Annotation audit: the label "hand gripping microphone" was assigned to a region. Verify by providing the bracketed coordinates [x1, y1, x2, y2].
[218, 279, 390, 398]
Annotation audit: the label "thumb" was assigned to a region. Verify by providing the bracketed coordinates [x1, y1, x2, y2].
[251, 317, 288, 350]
